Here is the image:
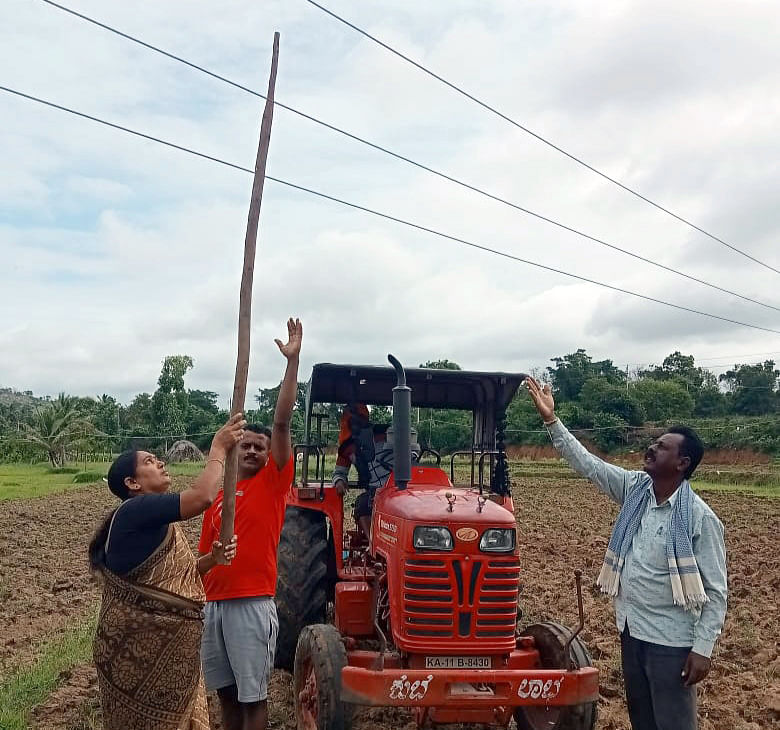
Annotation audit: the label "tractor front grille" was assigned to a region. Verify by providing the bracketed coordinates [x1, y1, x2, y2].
[401, 556, 519, 641]
[403, 558, 454, 637]
[475, 558, 520, 638]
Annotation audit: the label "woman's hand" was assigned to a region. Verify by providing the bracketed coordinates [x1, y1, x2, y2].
[211, 413, 246, 457]
[525, 377, 556, 423]
[210, 535, 238, 566]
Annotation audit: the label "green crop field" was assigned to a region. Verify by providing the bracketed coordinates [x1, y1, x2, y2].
[2, 457, 777, 502]
[0, 461, 211, 501]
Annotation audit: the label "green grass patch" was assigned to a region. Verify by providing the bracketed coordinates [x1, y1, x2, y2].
[0, 463, 107, 500]
[167, 461, 206, 477]
[0, 611, 97, 730]
[0, 461, 210, 500]
[72, 471, 105, 484]
[693, 480, 780, 498]
[2, 457, 778, 501]
[694, 469, 779, 487]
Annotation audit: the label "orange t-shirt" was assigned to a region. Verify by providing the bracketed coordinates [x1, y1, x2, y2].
[199, 453, 294, 601]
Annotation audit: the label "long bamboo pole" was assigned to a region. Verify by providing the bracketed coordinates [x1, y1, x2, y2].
[220, 32, 280, 544]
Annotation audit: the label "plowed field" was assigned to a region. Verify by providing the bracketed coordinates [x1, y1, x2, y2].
[1, 477, 777, 730]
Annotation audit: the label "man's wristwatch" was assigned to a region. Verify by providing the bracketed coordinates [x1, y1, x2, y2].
[544, 417, 558, 426]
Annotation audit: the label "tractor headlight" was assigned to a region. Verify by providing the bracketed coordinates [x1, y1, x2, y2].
[413, 526, 454, 551]
[479, 528, 516, 553]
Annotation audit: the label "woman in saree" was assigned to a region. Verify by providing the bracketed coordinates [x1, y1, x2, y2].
[89, 413, 245, 730]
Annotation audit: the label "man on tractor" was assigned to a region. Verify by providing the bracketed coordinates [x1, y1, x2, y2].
[525, 376, 727, 730]
[332, 404, 418, 538]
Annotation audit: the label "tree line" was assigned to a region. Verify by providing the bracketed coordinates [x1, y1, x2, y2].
[1, 351, 777, 465]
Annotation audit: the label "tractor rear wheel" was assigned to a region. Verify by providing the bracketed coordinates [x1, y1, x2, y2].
[276, 507, 329, 669]
[514, 621, 597, 730]
[293, 624, 352, 730]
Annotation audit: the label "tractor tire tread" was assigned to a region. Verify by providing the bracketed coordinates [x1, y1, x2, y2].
[293, 624, 352, 730]
[275, 507, 330, 670]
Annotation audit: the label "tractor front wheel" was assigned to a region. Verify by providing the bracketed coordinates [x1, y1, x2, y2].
[514, 621, 597, 730]
[293, 624, 352, 730]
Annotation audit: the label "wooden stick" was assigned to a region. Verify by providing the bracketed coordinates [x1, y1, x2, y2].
[220, 32, 280, 544]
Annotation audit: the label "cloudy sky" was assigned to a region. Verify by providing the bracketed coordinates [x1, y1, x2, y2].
[2, 0, 779, 406]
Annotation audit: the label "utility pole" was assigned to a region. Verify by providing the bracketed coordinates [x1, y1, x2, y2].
[220, 33, 281, 545]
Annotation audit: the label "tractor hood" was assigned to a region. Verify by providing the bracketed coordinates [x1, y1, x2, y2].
[379, 483, 516, 527]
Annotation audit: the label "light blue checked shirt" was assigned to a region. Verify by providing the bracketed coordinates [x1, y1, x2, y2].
[547, 420, 728, 657]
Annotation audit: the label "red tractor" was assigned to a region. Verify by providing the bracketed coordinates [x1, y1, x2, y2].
[276, 356, 598, 730]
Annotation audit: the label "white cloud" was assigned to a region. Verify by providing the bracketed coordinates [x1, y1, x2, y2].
[64, 176, 132, 203]
[1, 0, 778, 406]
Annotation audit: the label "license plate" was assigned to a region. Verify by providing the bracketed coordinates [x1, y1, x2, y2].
[425, 656, 491, 669]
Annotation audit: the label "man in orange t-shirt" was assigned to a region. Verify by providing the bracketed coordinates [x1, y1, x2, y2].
[199, 318, 301, 730]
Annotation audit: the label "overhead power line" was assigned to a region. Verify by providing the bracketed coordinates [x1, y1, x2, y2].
[33, 0, 780, 312]
[265, 181, 780, 336]
[3, 84, 780, 338]
[2, 87, 253, 173]
[624, 353, 780, 369]
[304, 0, 780, 276]
[693, 364, 773, 375]
[695, 350, 780, 362]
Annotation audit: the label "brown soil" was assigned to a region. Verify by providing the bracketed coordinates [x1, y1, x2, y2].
[0, 486, 113, 675]
[2, 479, 777, 730]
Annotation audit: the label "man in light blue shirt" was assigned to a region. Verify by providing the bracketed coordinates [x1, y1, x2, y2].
[525, 377, 727, 730]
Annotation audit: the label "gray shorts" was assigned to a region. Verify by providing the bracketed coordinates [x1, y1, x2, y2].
[201, 597, 278, 703]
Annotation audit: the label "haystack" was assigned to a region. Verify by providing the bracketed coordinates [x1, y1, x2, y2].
[165, 440, 204, 463]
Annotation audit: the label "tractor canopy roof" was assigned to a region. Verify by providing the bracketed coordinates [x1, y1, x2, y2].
[306, 362, 528, 414]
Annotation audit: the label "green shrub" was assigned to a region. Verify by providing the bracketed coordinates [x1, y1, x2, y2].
[46, 466, 79, 474]
[632, 379, 694, 421]
[591, 413, 628, 451]
[580, 379, 645, 426]
[0, 441, 39, 463]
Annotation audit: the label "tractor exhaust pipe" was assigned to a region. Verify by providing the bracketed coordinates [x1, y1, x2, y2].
[388, 354, 411, 490]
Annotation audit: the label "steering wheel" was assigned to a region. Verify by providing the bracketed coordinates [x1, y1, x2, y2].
[417, 448, 441, 466]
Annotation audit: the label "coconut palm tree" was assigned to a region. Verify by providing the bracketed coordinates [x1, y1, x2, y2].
[24, 394, 95, 467]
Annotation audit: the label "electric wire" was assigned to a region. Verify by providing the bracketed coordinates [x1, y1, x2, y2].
[3, 84, 780, 337]
[304, 0, 780, 276]
[695, 350, 780, 362]
[33, 0, 780, 311]
[262, 180, 780, 336]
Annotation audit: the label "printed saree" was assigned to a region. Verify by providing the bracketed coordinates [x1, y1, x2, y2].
[94, 517, 209, 730]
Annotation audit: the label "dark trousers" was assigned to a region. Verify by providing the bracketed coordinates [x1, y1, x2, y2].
[621, 628, 697, 730]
